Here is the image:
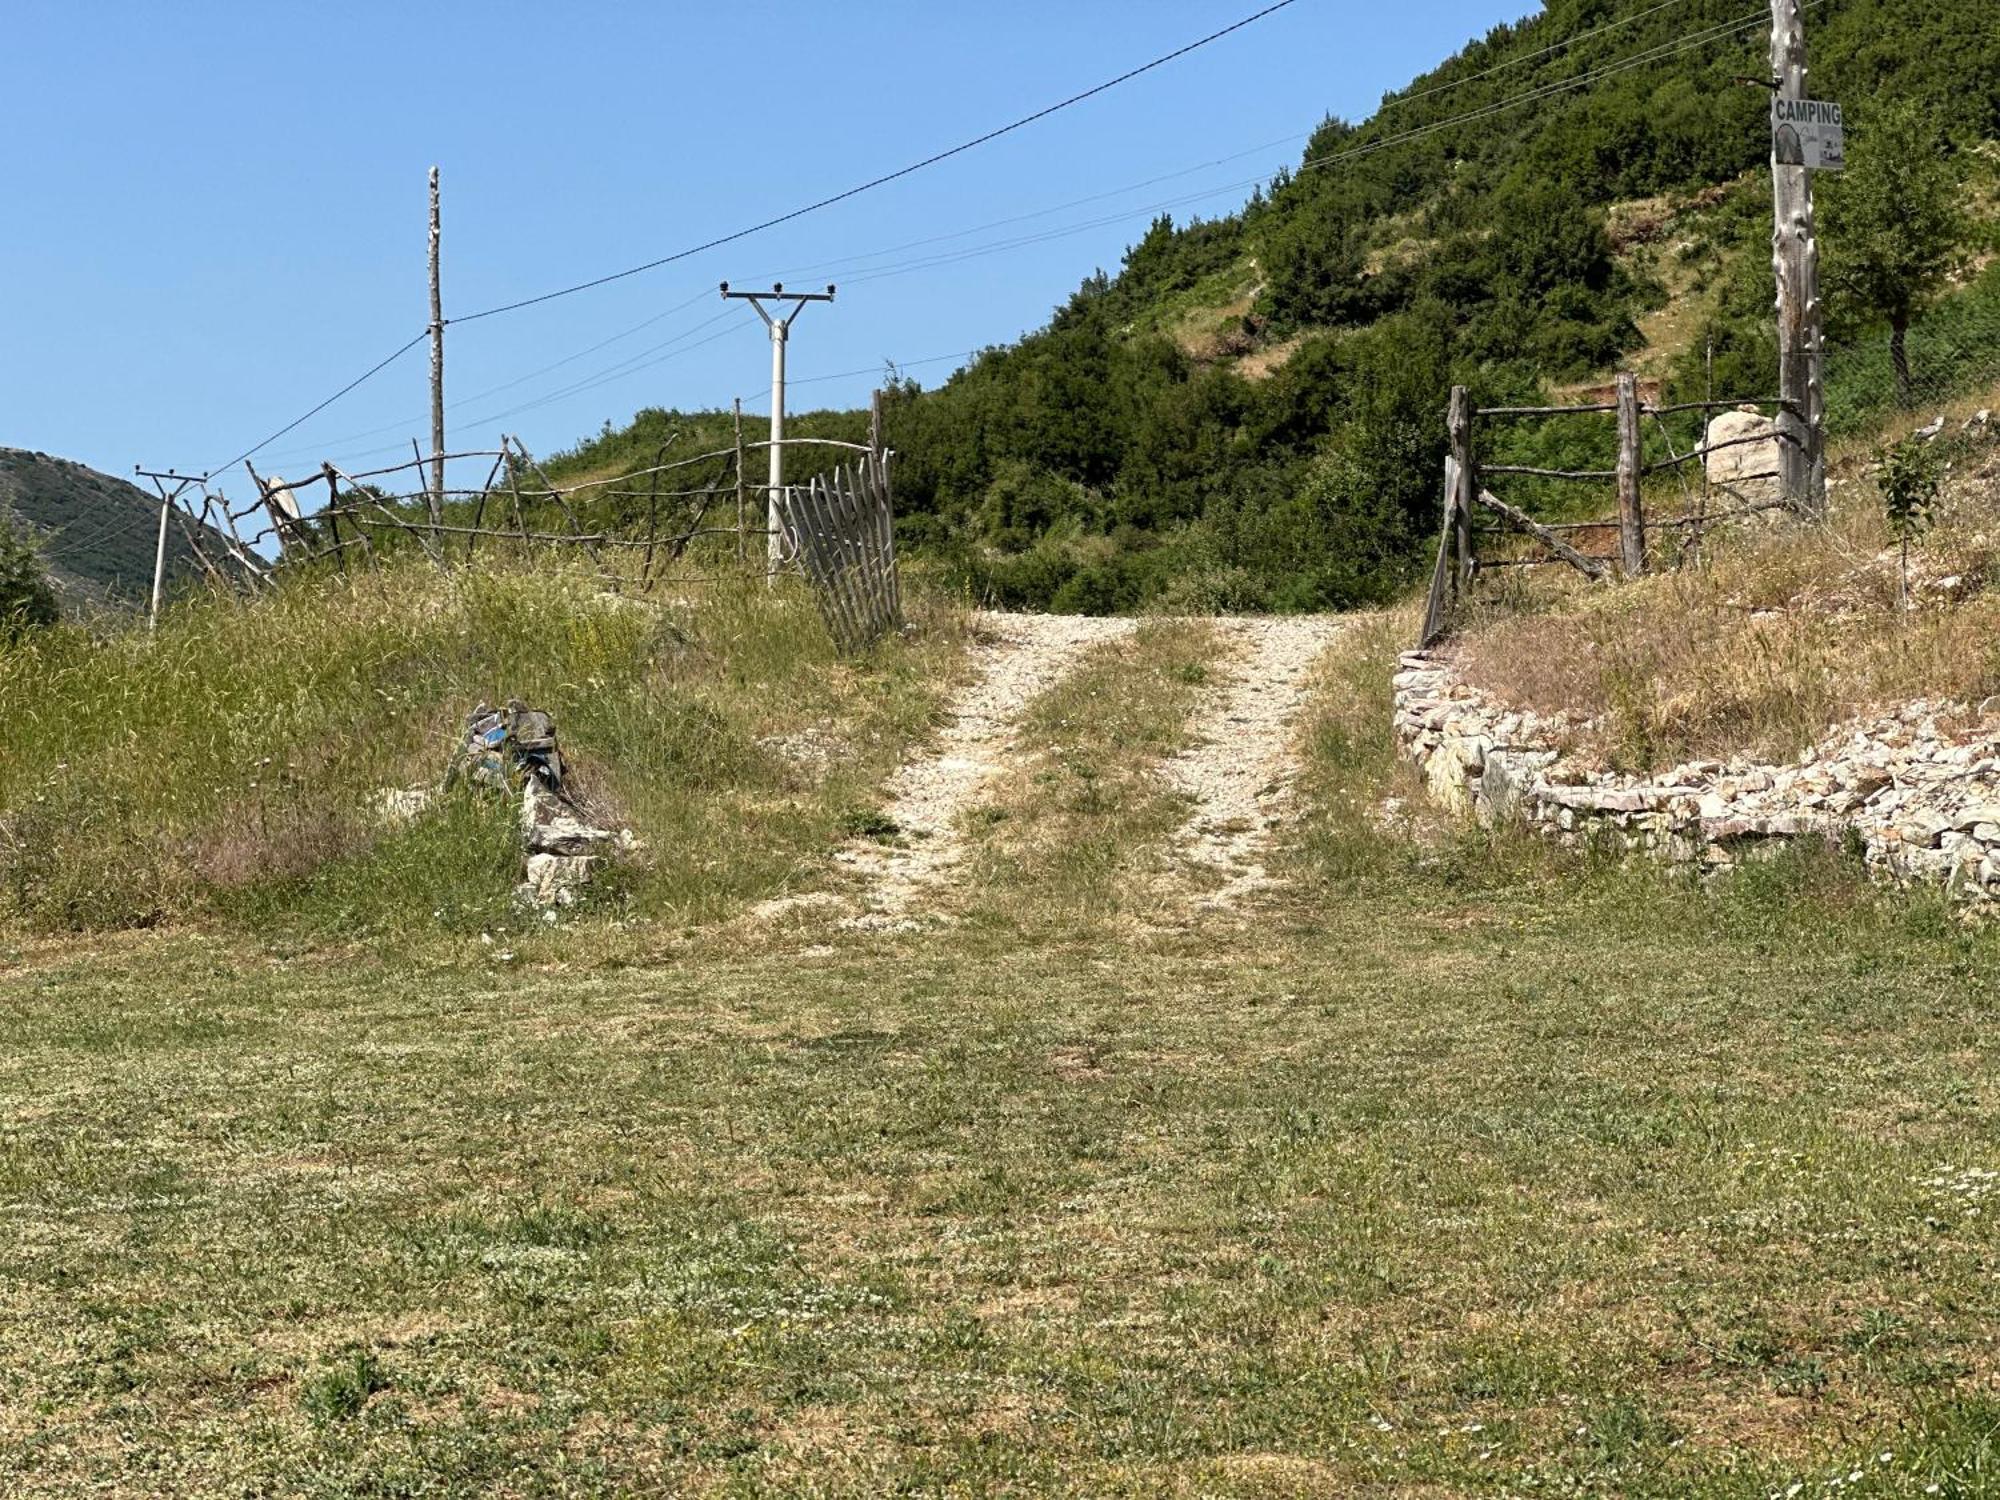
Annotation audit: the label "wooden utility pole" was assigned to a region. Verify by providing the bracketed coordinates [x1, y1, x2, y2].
[427, 165, 446, 534]
[1769, 0, 1827, 519]
[1615, 372, 1646, 575]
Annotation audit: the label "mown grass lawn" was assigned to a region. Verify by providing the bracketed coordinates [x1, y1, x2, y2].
[4, 622, 2000, 1496]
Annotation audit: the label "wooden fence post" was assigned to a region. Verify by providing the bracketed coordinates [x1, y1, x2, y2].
[1447, 386, 1475, 594]
[1616, 372, 1646, 577]
[1418, 454, 1457, 649]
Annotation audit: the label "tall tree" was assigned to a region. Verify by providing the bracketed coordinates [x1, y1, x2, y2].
[1821, 99, 1969, 408]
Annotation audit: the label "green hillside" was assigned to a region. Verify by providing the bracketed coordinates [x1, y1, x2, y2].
[0, 447, 227, 611]
[557, 0, 2000, 613]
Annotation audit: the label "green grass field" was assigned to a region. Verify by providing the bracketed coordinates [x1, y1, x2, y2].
[5, 615, 2000, 1496]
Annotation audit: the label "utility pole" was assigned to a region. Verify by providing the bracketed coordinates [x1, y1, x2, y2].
[134, 469, 204, 632]
[721, 282, 835, 572]
[427, 165, 446, 534]
[1769, 0, 1827, 519]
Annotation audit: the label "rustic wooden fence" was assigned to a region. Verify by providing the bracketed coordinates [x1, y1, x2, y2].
[149, 413, 903, 652]
[1418, 376, 1800, 648]
[775, 450, 902, 652]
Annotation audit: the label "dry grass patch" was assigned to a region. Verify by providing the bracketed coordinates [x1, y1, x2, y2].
[1455, 419, 2000, 771]
[0, 559, 971, 942]
[955, 619, 1220, 930]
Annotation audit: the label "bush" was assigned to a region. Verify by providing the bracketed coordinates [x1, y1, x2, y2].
[0, 512, 58, 637]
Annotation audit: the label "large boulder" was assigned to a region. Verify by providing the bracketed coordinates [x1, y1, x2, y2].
[1706, 408, 1782, 505]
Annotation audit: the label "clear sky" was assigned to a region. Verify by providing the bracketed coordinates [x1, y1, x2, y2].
[1, 0, 1535, 492]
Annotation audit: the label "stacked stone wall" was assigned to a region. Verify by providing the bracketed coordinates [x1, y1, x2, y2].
[1394, 652, 2000, 900]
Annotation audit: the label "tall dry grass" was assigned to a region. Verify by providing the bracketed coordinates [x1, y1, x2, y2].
[1456, 424, 2000, 772]
[0, 559, 966, 936]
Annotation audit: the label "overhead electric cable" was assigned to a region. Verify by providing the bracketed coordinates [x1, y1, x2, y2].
[808, 8, 1786, 291]
[361, 5, 1787, 453]
[1386, 0, 1695, 109]
[202, 332, 428, 479]
[191, 0, 1300, 476]
[449, 0, 1302, 324]
[258, 288, 717, 466]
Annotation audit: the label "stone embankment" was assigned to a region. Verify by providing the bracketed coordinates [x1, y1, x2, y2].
[1395, 652, 2000, 903]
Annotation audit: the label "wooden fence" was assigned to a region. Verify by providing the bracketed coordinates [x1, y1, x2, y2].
[148, 417, 901, 653]
[1418, 377, 1801, 648]
[775, 451, 902, 653]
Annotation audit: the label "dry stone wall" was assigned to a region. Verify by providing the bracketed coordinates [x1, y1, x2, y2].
[1394, 651, 2000, 903]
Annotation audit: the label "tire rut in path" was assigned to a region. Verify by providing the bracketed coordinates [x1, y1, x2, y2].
[838, 611, 1137, 925]
[1160, 616, 1343, 911]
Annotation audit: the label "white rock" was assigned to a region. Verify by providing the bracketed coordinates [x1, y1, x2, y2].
[518, 852, 598, 908]
[373, 786, 436, 825]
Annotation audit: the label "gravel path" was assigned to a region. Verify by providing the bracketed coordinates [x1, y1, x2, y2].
[1160, 616, 1344, 910]
[838, 611, 1137, 924]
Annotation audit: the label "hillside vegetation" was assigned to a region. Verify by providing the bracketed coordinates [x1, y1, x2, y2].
[554, 0, 1998, 614]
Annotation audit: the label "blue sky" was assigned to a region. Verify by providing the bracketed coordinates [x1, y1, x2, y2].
[1, 0, 1535, 491]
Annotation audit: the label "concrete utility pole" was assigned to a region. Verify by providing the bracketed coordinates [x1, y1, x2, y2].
[721, 282, 835, 571]
[428, 165, 446, 534]
[134, 469, 204, 632]
[1769, 0, 1827, 519]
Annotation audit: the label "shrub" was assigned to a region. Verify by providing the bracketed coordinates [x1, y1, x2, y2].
[0, 512, 58, 637]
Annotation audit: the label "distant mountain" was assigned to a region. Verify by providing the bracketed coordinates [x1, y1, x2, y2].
[0, 448, 234, 611]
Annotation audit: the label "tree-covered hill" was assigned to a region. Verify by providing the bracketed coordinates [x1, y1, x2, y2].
[562, 0, 2000, 612]
[0, 448, 229, 612]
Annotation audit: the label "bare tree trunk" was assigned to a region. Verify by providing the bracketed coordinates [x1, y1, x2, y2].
[1890, 315, 1914, 410]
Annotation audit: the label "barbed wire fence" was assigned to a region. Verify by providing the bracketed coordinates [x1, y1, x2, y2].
[143, 413, 905, 650]
[1416, 269, 2000, 647]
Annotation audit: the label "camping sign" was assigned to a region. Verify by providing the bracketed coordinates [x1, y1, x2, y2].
[1772, 98, 1845, 171]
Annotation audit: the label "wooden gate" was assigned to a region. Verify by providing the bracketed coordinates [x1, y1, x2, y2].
[776, 453, 902, 653]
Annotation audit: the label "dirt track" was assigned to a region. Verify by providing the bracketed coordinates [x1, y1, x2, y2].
[837, 611, 1340, 922]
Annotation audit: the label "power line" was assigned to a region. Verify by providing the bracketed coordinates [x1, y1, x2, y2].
[203, 331, 428, 479]
[190, 0, 1301, 476]
[1385, 0, 1695, 110]
[348, 5, 1787, 457]
[258, 288, 718, 466]
[802, 8, 1786, 292]
[214, 1, 1784, 478]
[449, 0, 1303, 325]
[42, 508, 156, 562]
[260, 135, 1318, 469]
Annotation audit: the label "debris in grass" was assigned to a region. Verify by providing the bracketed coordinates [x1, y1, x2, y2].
[382, 699, 636, 910]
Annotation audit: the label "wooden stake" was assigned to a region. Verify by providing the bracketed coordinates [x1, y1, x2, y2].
[321, 462, 356, 568]
[427, 165, 446, 535]
[1418, 455, 1457, 649]
[1616, 372, 1646, 576]
[1447, 386, 1476, 594]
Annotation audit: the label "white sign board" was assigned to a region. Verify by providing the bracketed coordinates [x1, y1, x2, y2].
[1773, 98, 1845, 171]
